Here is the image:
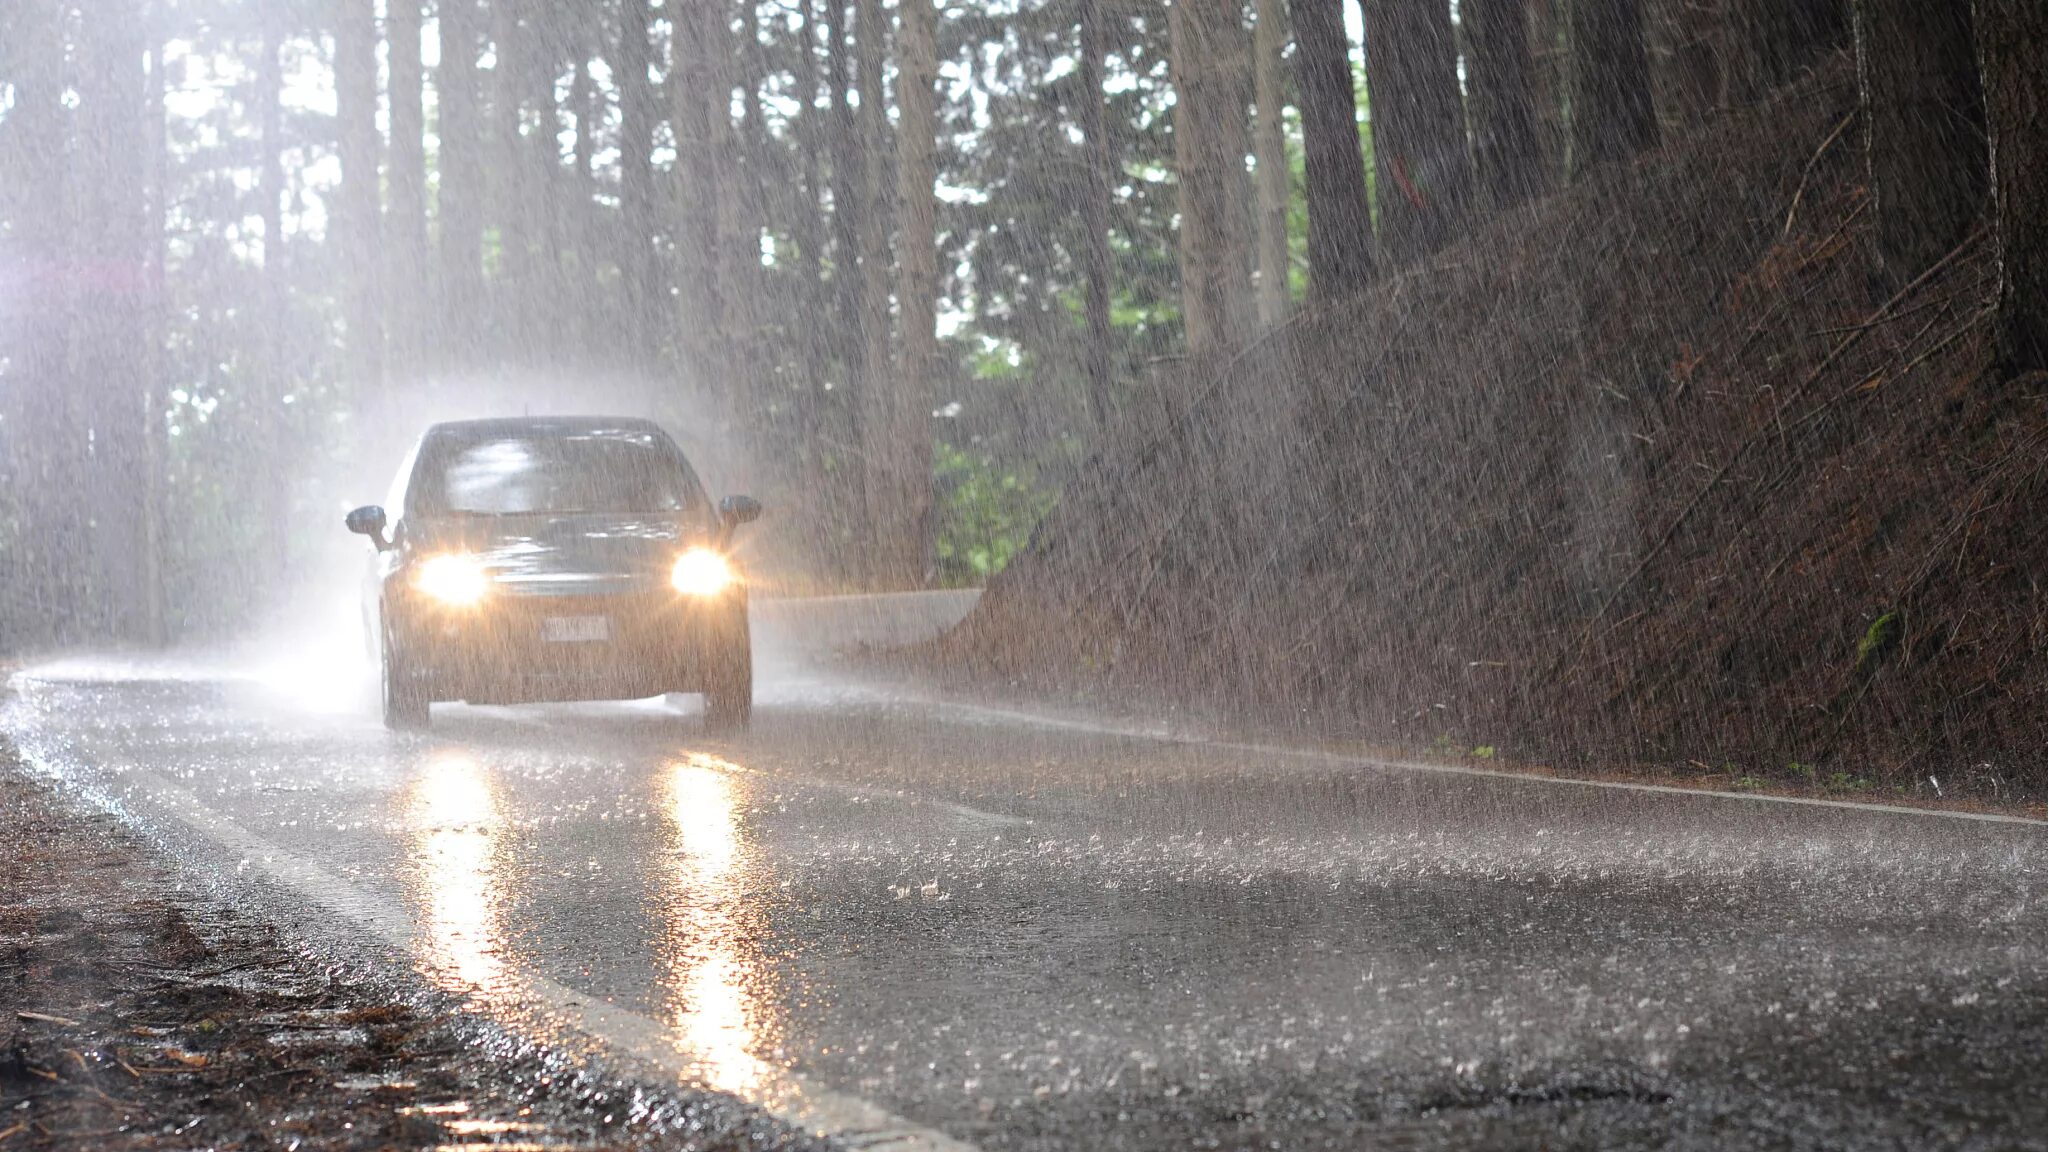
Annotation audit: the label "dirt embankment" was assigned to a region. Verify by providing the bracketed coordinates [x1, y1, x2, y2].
[0, 758, 816, 1152]
[942, 56, 2048, 797]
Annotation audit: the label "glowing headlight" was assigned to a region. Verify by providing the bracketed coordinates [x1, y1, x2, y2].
[671, 548, 735, 596]
[414, 553, 490, 606]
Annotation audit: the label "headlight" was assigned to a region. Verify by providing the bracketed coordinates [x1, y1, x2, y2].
[671, 548, 735, 596]
[414, 553, 490, 606]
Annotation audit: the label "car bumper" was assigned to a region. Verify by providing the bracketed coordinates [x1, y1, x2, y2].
[394, 588, 746, 705]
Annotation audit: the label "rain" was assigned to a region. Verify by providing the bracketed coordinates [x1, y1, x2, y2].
[1, 1, 2046, 1149]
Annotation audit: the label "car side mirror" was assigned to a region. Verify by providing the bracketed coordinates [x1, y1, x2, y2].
[715, 495, 761, 549]
[719, 495, 763, 527]
[345, 504, 392, 551]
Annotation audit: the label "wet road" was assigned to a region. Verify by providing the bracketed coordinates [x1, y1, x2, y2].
[6, 653, 2047, 1151]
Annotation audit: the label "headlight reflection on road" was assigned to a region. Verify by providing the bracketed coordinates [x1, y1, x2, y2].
[656, 753, 777, 1097]
[406, 750, 516, 1002]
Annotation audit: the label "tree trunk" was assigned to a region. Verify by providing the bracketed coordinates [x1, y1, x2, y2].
[1465, 0, 1549, 209]
[259, 2, 286, 317]
[526, 8, 564, 367]
[673, 0, 740, 409]
[438, 0, 484, 363]
[828, 0, 862, 374]
[1852, 0, 1985, 284]
[1976, 0, 2048, 372]
[854, 0, 896, 582]
[570, 56, 595, 184]
[387, 0, 428, 380]
[2, 0, 80, 641]
[1362, 0, 1473, 261]
[1529, 0, 1569, 174]
[1567, 0, 1658, 178]
[794, 0, 833, 548]
[1169, 0, 1256, 357]
[491, 0, 532, 354]
[1294, 0, 1376, 300]
[141, 12, 170, 645]
[75, 0, 153, 640]
[615, 0, 658, 369]
[1079, 0, 1116, 430]
[716, 6, 765, 441]
[1728, 0, 1848, 104]
[1252, 0, 1292, 324]
[253, 0, 291, 584]
[1663, 0, 1720, 126]
[872, 0, 940, 588]
[335, 0, 384, 389]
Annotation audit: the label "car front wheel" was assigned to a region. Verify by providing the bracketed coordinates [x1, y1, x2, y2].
[381, 616, 430, 731]
[703, 617, 753, 733]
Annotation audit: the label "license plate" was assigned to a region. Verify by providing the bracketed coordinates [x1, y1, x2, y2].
[541, 615, 610, 643]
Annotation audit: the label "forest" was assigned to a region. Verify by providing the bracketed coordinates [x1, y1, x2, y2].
[3, 0, 2045, 782]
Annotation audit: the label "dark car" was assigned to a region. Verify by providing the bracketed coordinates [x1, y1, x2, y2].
[344, 417, 761, 731]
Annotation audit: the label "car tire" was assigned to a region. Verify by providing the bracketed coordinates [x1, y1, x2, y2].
[381, 616, 431, 731]
[703, 614, 753, 734]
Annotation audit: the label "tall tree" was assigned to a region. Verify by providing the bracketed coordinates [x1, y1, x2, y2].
[854, 0, 895, 537]
[258, 1, 286, 331]
[1078, 0, 1116, 428]
[1465, 0, 1548, 209]
[254, 0, 292, 579]
[828, 0, 863, 373]
[524, 3, 566, 363]
[1851, 0, 1985, 284]
[334, 0, 384, 388]
[438, 0, 485, 363]
[672, 0, 740, 405]
[1294, 0, 1376, 299]
[1252, 0, 1292, 324]
[1727, 0, 1848, 104]
[1168, 0, 1255, 357]
[615, 0, 658, 368]
[1362, 0, 1472, 261]
[716, 4, 766, 434]
[1, 0, 79, 637]
[1567, 0, 1658, 178]
[387, 0, 428, 379]
[142, 20, 169, 645]
[874, 0, 941, 587]
[1976, 0, 2048, 372]
[75, 0, 153, 638]
[1662, 0, 1721, 123]
[489, 0, 533, 349]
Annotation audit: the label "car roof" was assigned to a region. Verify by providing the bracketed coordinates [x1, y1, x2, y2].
[423, 416, 670, 439]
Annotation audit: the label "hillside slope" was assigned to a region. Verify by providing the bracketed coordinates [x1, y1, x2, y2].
[943, 59, 2048, 792]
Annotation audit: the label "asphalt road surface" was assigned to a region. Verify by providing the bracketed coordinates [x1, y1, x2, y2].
[6, 644, 2046, 1151]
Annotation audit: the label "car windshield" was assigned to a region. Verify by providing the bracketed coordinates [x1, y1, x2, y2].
[413, 430, 705, 517]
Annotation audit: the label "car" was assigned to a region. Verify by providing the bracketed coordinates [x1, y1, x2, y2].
[344, 416, 761, 732]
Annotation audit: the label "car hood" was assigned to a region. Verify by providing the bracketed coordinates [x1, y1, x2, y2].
[407, 513, 709, 595]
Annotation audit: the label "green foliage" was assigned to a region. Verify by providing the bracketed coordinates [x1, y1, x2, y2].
[1855, 609, 1903, 672]
[1471, 745, 1496, 760]
[931, 442, 1056, 585]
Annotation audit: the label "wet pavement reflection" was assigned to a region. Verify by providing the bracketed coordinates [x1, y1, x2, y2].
[406, 750, 517, 1001]
[654, 753, 778, 1097]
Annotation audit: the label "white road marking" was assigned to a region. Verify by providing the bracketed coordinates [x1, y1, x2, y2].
[928, 700, 2048, 829]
